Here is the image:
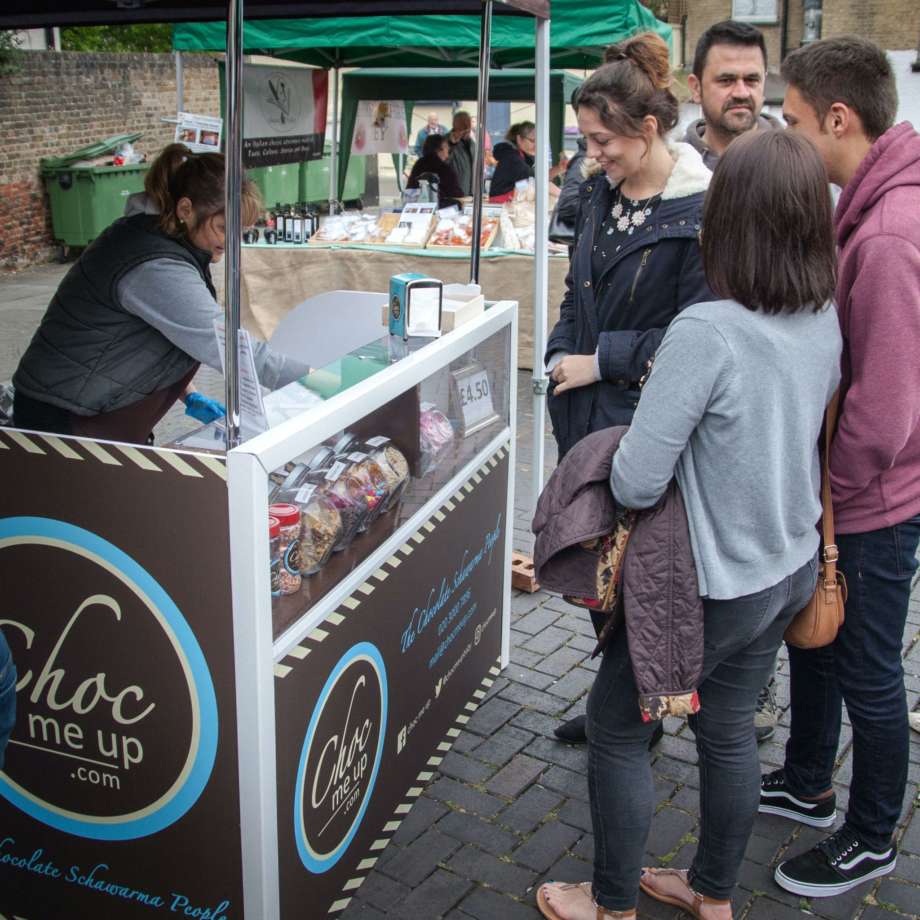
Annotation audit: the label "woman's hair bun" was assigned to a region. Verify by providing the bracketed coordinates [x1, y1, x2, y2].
[604, 32, 672, 92]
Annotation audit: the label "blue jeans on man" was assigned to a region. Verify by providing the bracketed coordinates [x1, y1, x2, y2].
[0, 627, 16, 770]
[784, 515, 920, 852]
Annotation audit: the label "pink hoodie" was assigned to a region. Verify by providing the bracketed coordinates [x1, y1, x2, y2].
[830, 122, 920, 533]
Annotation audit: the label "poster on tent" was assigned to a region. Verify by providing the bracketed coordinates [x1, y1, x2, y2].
[351, 100, 409, 156]
[243, 64, 329, 168]
[174, 112, 223, 153]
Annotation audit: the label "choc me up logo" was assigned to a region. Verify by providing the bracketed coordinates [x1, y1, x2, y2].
[294, 642, 387, 874]
[0, 517, 218, 841]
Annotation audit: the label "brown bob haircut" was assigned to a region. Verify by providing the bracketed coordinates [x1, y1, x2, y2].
[702, 130, 835, 315]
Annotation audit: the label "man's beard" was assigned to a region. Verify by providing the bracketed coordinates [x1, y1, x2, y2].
[714, 100, 757, 137]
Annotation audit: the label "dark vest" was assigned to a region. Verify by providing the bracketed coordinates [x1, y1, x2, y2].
[13, 214, 214, 417]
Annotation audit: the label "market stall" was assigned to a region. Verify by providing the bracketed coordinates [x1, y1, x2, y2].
[0, 1, 544, 918]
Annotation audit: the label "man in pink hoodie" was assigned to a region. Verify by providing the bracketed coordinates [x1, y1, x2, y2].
[756, 36, 920, 898]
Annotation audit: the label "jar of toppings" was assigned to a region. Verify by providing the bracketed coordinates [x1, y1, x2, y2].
[274, 483, 343, 575]
[340, 450, 390, 526]
[359, 436, 410, 511]
[269, 515, 282, 597]
[268, 502, 302, 595]
[315, 460, 371, 544]
[419, 402, 455, 472]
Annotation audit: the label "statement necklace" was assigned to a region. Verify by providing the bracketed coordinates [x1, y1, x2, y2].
[607, 187, 659, 236]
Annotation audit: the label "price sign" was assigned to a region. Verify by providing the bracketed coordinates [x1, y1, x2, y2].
[450, 363, 499, 437]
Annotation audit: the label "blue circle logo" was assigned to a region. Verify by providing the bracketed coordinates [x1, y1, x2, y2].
[0, 517, 218, 841]
[294, 642, 387, 873]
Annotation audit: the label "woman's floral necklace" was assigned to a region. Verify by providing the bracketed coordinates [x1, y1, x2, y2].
[607, 187, 659, 236]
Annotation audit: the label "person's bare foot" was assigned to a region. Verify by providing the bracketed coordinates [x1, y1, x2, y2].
[537, 881, 636, 920]
[639, 868, 732, 920]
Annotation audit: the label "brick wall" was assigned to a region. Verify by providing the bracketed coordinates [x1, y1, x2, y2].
[684, 0, 786, 73]
[0, 51, 219, 271]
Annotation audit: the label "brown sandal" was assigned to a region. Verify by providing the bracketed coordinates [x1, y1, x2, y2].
[537, 881, 637, 920]
[639, 868, 732, 919]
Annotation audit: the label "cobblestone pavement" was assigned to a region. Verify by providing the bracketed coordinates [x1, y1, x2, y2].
[3, 267, 919, 920]
[341, 372, 920, 920]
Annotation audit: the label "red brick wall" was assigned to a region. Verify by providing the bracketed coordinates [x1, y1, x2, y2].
[0, 51, 219, 271]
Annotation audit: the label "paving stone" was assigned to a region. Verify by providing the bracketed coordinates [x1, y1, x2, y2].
[498, 681, 570, 715]
[438, 750, 499, 785]
[644, 806, 697, 858]
[437, 810, 519, 856]
[487, 752, 547, 798]
[541, 765, 590, 802]
[541, 853, 594, 889]
[546, 666, 597, 701]
[339, 901, 388, 920]
[380, 827, 462, 887]
[522, 734, 589, 773]
[860, 908, 913, 920]
[521, 625, 572, 656]
[735, 858, 814, 911]
[542, 596, 587, 615]
[456, 886, 543, 920]
[876, 878, 920, 915]
[512, 818, 582, 873]
[515, 606, 562, 635]
[635, 891, 689, 920]
[349, 872, 411, 912]
[511, 592, 544, 616]
[446, 845, 540, 898]
[510, 645, 544, 670]
[649, 755, 700, 788]
[426, 777, 505, 817]
[744, 832, 782, 866]
[566, 633, 598, 654]
[504, 664, 556, 691]
[656, 734, 699, 765]
[806, 882, 873, 920]
[535, 644, 587, 678]
[472, 724, 535, 768]
[744, 895, 825, 919]
[498, 785, 565, 834]
[398, 867, 474, 918]
[465, 696, 522, 737]
[558, 798, 593, 834]
[451, 730, 481, 754]
[901, 809, 920, 855]
[391, 795, 450, 846]
[892, 851, 920, 883]
[572, 832, 594, 862]
[510, 708, 566, 738]
[484, 676, 510, 702]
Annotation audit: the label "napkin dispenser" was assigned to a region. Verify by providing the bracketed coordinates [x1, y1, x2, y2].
[389, 272, 443, 340]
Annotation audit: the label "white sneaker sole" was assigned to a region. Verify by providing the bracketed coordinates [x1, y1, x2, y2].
[774, 857, 897, 897]
[758, 802, 837, 828]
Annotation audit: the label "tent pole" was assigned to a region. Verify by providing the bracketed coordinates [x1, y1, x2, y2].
[223, 0, 243, 450]
[328, 66, 339, 215]
[175, 50, 184, 113]
[470, 0, 493, 285]
[531, 13, 550, 520]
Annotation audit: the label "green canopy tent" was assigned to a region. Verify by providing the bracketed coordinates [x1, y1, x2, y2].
[173, 1, 670, 69]
[337, 67, 582, 199]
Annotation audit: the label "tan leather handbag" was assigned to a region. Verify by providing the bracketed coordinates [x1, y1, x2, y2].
[785, 390, 847, 649]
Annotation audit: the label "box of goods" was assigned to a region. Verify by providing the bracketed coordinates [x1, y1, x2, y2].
[384, 202, 438, 248]
[310, 212, 400, 244]
[426, 209, 499, 251]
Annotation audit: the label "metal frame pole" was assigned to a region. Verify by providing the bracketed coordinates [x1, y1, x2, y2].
[530, 15, 550, 519]
[470, 0, 493, 285]
[175, 50, 184, 114]
[328, 66, 339, 215]
[223, 0, 244, 450]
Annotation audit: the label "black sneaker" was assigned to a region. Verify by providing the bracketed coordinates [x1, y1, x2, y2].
[775, 826, 897, 897]
[759, 769, 836, 828]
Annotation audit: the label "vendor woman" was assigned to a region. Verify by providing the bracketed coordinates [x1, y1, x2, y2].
[13, 144, 308, 445]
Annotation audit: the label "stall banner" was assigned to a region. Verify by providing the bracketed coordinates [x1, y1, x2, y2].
[243, 64, 328, 168]
[0, 430, 243, 919]
[275, 443, 510, 916]
[175, 112, 223, 153]
[351, 101, 409, 156]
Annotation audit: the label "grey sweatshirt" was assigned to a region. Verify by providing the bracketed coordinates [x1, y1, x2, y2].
[611, 299, 841, 599]
[117, 258, 309, 391]
[683, 113, 782, 172]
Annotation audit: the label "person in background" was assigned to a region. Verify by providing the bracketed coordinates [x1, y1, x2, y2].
[686, 18, 783, 743]
[546, 33, 712, 748]
[447, 110, 476, 197]
[406, 133, 465, 208]
[760, 36, 920, 899]
[413, 111, 444, 157]
[13, 144, 308, 445]
[471, 115, 497, 175]
[685, 20, 780, 170]
[489, 121, 565, 203]
[0, 630, 15, 771]
[539, 128, 840, 920]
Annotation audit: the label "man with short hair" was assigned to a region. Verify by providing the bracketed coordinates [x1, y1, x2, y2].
[685, 19, 781, 170]
[413, 111, 443, 157]
[447, 110, 476, 197]
[760, 36, 920, 898]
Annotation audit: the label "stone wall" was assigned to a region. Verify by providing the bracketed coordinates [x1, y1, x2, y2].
[0, 51, 220, 271]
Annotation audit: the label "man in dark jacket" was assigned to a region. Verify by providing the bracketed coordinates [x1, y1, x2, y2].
[684, 20, 781, 170]
[447, 110, 476, 197]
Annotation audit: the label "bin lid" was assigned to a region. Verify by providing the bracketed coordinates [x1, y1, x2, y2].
[40, 132, 143, 169]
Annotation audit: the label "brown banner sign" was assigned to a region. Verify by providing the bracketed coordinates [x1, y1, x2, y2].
[274, 443, 510, 916]
[0, 430, 243, 919]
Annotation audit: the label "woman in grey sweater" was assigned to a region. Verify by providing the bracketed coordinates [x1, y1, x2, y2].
[537, 134, 841, 920]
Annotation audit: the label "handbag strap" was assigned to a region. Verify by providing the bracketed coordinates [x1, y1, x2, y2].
[819, 389, 840, 566]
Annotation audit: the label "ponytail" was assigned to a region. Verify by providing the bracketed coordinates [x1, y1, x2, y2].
[145, 143, 262, 237]
[576, 31, 678, 139]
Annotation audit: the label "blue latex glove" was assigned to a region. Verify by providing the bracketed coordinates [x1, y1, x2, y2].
[184, 392, 226, 424]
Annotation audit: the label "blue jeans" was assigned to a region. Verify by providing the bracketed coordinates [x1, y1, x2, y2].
[785, 515, 920, 852]
[587, 556, 817, 909]
[0, 628, 16, 771]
